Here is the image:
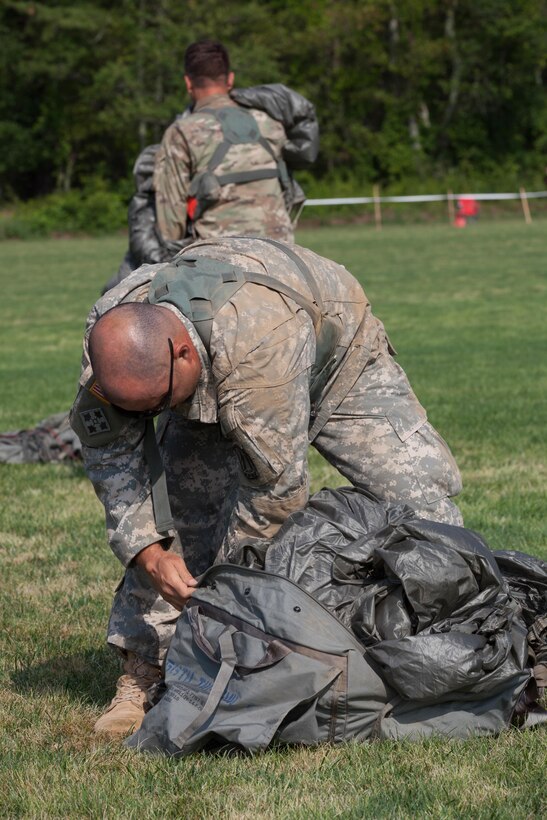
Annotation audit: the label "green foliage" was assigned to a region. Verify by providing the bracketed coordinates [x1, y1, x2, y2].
[0, 0, 545, 205]
[0, 182, 127, 239]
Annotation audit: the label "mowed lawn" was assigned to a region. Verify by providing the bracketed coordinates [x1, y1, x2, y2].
[0, 221, 546, 818]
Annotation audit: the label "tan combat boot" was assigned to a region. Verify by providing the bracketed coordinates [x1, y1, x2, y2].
[93, 651, 162, 737]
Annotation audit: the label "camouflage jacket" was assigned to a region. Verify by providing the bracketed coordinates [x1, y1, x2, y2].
[73, 238, 381, 569]
[154, 94, 293, 244]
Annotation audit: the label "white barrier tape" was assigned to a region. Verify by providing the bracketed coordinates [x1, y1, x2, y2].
[455, 191, 547, 201]
[305, 197, 379, 206]
[304, 191, 547, 207]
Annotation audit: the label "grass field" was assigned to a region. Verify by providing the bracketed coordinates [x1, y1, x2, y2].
[0, 221, 546, 818]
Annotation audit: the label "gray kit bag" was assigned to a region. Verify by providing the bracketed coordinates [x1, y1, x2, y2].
[127, 564, 535, 756]
[127, 564, 391, 756]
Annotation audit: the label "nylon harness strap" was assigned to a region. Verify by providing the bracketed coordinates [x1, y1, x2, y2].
[182, 236, 370, 443]
[143, 418, 174, 534]
[223, 237, 370, 442]
[216, 168, 280, 186]
[226, 236, 370, 444]
[307, 339, 368, 442]
[201, 107, 282, 187]
[249, 236, 370, 444]
[228, 235, 325, 312]
[150, 255, 324, 346]
[241, 270, 322, 332]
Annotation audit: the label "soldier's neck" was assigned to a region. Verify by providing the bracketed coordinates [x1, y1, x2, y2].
[191, 84, 231, 102]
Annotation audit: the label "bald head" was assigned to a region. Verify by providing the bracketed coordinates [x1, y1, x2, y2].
[89, 303, 202, 411]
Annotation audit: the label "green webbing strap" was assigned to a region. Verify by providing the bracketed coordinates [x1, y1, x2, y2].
[227, 238, 373, 442]
[206, 140, 231, 173]
[143, 418, 174, 534]
[242, 270, 322, 331]
[217, 168, 280, 186]
[277, 157, 291, 191]
[257, 135, 278, 162]
[202, 106, 282, 185]
[232, 236, 325, 311]
[150, 258, 323, 347]
[173, 625, 238, 749]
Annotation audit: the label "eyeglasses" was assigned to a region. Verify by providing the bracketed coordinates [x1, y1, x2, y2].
[137, 337, 175, 418]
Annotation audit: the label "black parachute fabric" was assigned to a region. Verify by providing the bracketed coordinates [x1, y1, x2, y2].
[128, 488, 547, 756]
[243, 488, 547, 703]
[231, 83, 319, 169]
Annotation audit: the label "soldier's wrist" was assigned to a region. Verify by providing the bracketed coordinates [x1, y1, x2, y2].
[134, 542, 166, 572]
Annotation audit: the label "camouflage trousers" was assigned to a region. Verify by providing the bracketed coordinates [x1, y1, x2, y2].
[107, 335, 462, 665]
[313, 328, 463, 525]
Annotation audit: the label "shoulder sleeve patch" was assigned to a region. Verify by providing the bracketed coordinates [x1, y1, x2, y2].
[70, 381, 129, 448]
[79, 407, 111, 437]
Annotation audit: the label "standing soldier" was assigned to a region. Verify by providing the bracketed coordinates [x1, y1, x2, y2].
[154, 39, 304, 244]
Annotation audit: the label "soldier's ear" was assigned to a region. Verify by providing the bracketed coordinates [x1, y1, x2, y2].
[172, 336, 194, 362]
[227, 71, 235, 91]
[184, 75, 193, 96]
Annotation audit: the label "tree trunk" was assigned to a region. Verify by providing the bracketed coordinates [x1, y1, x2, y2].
[443, 1, 462, 128]
[137, 0, 147, 150]
[57, 151, 76, 193]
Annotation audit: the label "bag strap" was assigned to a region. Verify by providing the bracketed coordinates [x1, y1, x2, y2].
[150, 256, 324, 346]
[202, 106, 281, 186]
[236, 236, 324, 310]
[143, 418, 174, 534]
[216, 168, 280, 186]
[308, 311, 371, 442]
[243, 270, 322, 331]
[188, 605, 292, 672]
[173, 625, 238, 750]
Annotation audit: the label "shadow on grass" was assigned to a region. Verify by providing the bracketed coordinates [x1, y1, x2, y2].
[65, 461, 87, 479]
[48, 460, 88, 482]
[10, 646, 120, 707]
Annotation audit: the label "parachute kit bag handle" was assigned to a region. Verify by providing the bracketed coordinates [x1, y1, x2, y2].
[173, 625, 238, 749]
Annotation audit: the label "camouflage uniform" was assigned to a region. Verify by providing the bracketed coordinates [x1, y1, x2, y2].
[73, 238, 462, 664]
[154, 94, 293, 243]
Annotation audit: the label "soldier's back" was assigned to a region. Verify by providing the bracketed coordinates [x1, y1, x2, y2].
[171, 98, 293, 241]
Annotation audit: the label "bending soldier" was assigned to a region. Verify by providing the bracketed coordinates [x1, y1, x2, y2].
[71, 237, 463, 737]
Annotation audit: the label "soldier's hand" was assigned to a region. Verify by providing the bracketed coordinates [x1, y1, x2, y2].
[134, 543, 197, 610]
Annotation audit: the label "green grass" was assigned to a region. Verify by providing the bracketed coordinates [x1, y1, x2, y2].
[0, 222, 546, 818]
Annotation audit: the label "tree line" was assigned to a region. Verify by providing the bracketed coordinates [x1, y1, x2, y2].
[1, 0, 546, 203]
